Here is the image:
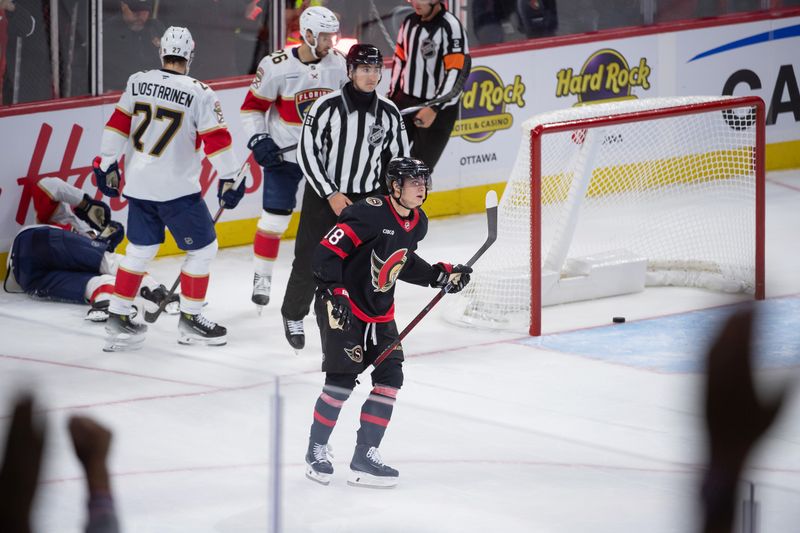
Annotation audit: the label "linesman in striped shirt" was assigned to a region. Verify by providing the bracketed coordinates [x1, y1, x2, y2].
[280, 43, 408, 351]
[388, 0, 469, 172]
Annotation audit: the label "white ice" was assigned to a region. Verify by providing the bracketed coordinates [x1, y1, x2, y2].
[1, 170, 799, 533]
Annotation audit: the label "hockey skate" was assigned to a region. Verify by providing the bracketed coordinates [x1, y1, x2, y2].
[139, 285, 180, 322]
[177, 312, 227, 346]
[85, 300, 111, 322]
[282, 316, 305, 351]
[305, 440, 334, 485]
[348, 445, 399, 488]
[103, 312, 147, 352]
[251, 273, 271, 315]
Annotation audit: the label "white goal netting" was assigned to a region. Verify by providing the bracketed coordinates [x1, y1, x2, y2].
[448, 96, 763, 333]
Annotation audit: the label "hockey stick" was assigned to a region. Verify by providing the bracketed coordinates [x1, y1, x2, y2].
[400, 55, 472, 117]
[372, 189, 498, 368]
[144, 162, 252, 324]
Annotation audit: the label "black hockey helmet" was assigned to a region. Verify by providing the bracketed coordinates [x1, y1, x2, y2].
[385, 157, 432, 197]
[346, 43, 383, 71]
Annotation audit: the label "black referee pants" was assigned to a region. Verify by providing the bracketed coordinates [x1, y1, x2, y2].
[281, 182, 377, 322]
[392, 92, 459, 173]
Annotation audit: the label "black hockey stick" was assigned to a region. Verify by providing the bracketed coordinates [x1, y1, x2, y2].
[400, 55, 472, 117]
[372, 189, 498, 368]
[144, 162, 251, 324]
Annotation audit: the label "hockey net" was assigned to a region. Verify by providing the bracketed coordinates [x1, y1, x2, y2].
[448, 96, 765, 336]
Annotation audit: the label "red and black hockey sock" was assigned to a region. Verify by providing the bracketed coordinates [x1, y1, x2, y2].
[309, 385, 352, 444]
[356, 385, 398, 447]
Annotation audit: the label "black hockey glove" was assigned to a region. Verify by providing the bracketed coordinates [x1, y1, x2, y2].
[248, 133, 283, 169]
[95, 221, 125, 252]
[75, 193, 111, 232]
[92, 156, 121, 198]
[431, 262, 472, 293]
[323, 286, 352, 331]
[217, 178, 246, 209]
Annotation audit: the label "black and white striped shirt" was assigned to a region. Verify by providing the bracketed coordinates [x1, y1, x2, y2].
[388, 7, 469, 110]
[299, 83, 409, 198]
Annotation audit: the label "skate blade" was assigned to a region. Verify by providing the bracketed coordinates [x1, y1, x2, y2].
[103, 336, 145, 352]
[256, 305, 264, 316]
[178, 334, 228, 347]
[347, 470, 398, 489]
[305, 466, 331, 485]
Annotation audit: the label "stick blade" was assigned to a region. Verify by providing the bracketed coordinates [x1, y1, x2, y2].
[485, 189, 498, 209]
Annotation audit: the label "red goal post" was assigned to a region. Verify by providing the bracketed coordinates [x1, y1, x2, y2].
[449, 96, 765, 336]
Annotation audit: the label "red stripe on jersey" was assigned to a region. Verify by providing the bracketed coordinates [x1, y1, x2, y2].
[275, 97, 302, 125]
[321, 239, 348, 259]
[199, 127, 233, 158]
[90, 284, 115, 303]
[337, 223, 362, 247]
[240, 90, 273, 113]
[360, 413, 390, 427]
[106, 108, 132, 136]
[180, 271, 209, 301]
[372, 386, 398, 399]
[320, 392, 344, 408]
[254, 230, 281, 260]
[32, 180, 59, 224]
[114, 268, 145, 300]
[386, 195, 420, 232]
[350, 300, 395, 323]
[314, 410, 337, 427]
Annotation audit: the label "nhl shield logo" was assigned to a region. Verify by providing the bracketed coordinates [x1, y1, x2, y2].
[345, 345, 364, 363]
[367, 124, 385, 147]
[420, 38, 437, 59]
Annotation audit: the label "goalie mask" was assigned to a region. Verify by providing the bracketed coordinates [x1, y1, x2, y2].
[300, 6, 340, 59]
[160, 26, 195, 71]
[385, 157, 432, 206]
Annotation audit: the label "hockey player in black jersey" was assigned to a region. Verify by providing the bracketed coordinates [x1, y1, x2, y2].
[303, 157, 472, 488]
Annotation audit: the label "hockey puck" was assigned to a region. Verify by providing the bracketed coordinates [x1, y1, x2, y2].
[612, 316, 626, 324]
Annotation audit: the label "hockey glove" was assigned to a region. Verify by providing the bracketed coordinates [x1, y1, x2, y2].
[247, 133, 283, 169]
[431, 262, 472, 293]
[218, 178, 247, 209]
[95, 221, 125, 252]
[323, 286, 352, 331]
[92, 156, 121, 197]
[75, 193, 111, 232]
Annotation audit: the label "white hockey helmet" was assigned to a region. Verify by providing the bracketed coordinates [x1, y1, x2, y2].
[160, 26, 195, 70]
[300, 6, 339, 57]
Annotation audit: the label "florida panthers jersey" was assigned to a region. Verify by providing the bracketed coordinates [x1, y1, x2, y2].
[313, 196, 437, 322]
[240, 47, 347, 164]
[99, 68, 239, 202]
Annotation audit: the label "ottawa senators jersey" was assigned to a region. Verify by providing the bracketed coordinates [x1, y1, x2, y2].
[240, 47, 348, 164]
[313, 196, 437, 322]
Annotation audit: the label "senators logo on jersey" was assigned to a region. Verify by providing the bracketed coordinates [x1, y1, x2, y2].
[295, 88, 334, 119]
[344, 345, 364, 363]
[371, 248, 408, 293]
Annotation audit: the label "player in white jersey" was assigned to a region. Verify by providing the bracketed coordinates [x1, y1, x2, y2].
[92, 26, 246, 352]
[240, 6, 347, 312]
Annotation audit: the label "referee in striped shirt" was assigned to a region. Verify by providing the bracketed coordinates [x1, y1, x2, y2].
[389, 0, 469, 172]
[280, 43, 409, 350]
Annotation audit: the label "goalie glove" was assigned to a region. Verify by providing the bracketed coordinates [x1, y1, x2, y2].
[322, 286, 352, 331]
[92, 156, 121, 198]
[217, 177, 246, 209]
[431, 262, 472, 293]
[95, 221, 125, 252]
[75, 194, 111, 232]
[247, 133, 283, 169]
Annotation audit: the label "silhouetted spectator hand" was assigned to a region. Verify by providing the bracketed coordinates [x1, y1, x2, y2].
[701, 308, 788, 533]
[0, 395, 45, 533]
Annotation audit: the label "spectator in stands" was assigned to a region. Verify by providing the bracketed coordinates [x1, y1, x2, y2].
[0, 0, 36, 105]
[0, 394, 120, 533]
[103, 0, 165, 92]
